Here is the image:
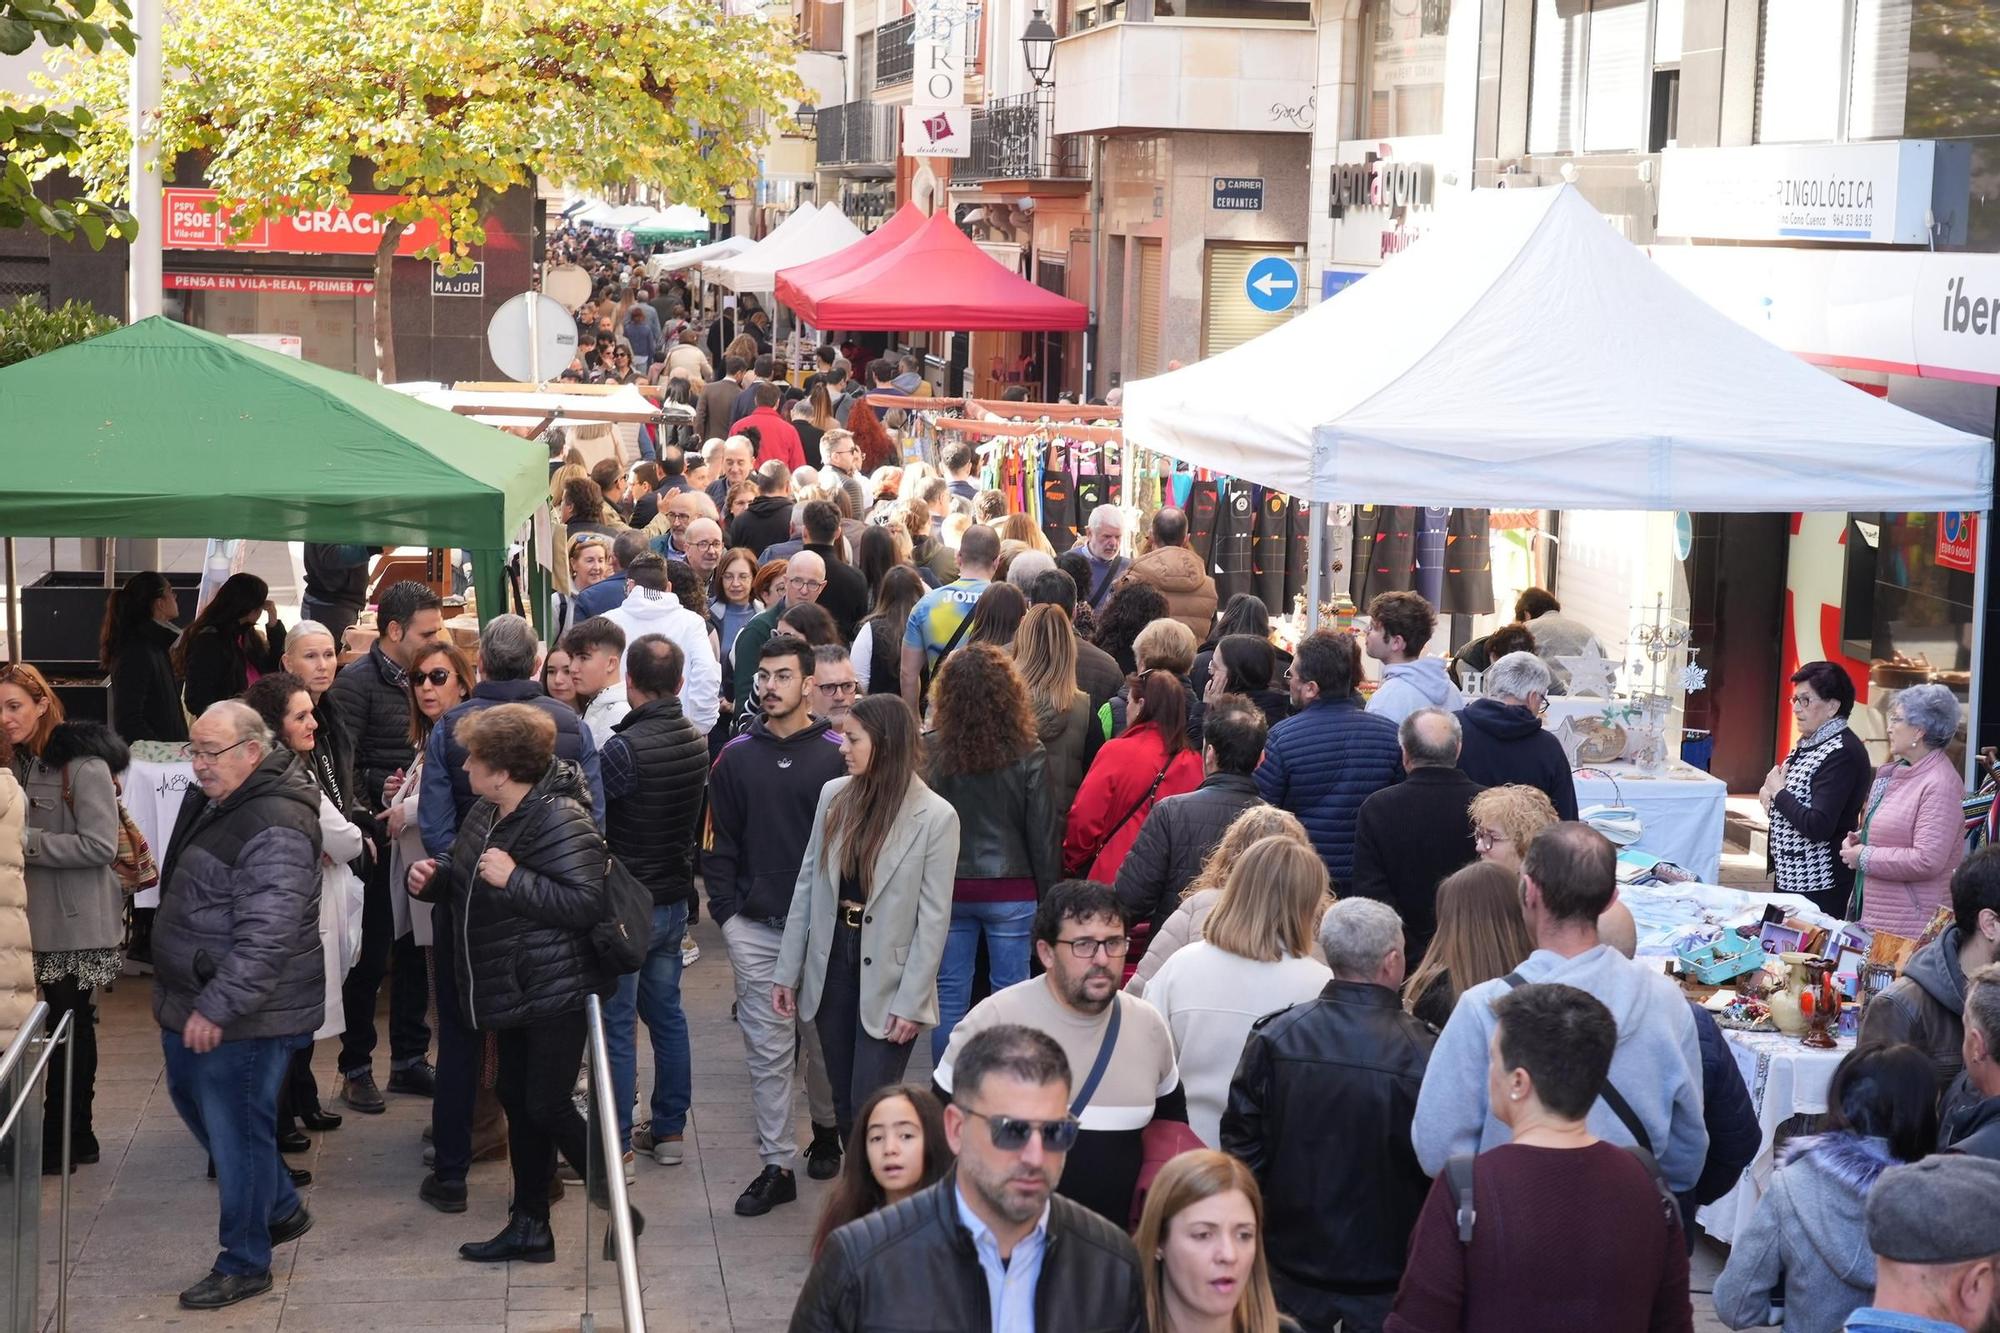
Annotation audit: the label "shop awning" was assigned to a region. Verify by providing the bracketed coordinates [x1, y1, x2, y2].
[0, 317, 548, 548]
[773, 203, 927, 322]
[1124, 185, 1992, 512]
[775, 208, 1089, 332]
[705, 205, 865, 294]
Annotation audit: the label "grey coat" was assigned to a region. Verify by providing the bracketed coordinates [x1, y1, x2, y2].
[152, 750, 324, 1041]
[19, 724, 125, 955]
[1712, 1132, 1891, 1333]
[775, 776, 960, 1039]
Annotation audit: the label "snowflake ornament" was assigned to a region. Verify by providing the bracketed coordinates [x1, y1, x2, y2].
[1678, 659, 1709, 693]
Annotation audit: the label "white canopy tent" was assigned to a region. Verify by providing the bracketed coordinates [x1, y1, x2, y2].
[1124, 184, 1995, 764]
[705, 205, 865, 294]
[647, 235, 753, 276]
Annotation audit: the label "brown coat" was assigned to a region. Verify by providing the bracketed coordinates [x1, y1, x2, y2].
[0, 771, 34, 1047]
[1118, 543, 1218, 641]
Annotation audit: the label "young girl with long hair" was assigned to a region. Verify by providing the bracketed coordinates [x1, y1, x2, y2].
[809, 1083, 951, 1257]
[1402, 860, 1536, 1028]
[175, 572, 285, 716]
[774, 696, 959, 1141]
[101, 570, 187, 742]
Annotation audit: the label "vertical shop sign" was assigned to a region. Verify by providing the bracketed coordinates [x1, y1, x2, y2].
[904, 0, 970, 158]
[1938, 512, 1978, 572]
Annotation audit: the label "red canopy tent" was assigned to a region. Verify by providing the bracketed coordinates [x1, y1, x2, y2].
[773, 204, 927, 319]
[773, 208, 1090, 331]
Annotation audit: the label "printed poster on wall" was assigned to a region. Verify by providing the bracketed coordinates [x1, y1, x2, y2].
[1938, 512, 1978, 572]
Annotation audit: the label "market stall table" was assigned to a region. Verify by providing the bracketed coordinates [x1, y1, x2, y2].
[1697, 1028, 1851, 1243]
[1574, 761, 1728, 883]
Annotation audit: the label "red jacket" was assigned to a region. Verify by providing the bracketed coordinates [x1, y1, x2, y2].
[732, 406, 806, 471]
[1063, 721, 1204, 883]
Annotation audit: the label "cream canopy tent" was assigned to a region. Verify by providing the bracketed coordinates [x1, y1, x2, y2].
[1123, 184, 1995, 758]
[1124, 185, 1991, 513]
[705, 205, 865, 294]
[647, 235, 752, 276]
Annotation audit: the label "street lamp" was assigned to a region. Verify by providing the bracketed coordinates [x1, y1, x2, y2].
[1021, 8, 1056, 88]
[796, 100, 818, 133]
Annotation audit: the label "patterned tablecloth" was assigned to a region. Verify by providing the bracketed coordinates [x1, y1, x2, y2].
[1695, 1028, 1852, 1243]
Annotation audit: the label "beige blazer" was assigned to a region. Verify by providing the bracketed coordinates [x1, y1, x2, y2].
[776, 775, 960, 1039]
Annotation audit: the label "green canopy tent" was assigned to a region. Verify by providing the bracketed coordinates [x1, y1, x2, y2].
[0, 316, 549, 643]
[626, 204, 711, 245]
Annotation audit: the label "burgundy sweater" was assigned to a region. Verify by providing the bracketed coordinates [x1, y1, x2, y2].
[1387, 1142, 1693, 1333]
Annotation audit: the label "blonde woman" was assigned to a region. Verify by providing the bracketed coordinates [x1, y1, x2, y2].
[1013, 604, 1096, 817]
[1137, 1150, 1291, 1333]
[1128, 806, 1314, 997]
[1467, 784, 1561, 875]
[1142, 836, 1334, 1145]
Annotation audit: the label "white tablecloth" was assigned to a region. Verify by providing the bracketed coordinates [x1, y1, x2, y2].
[123, 756, 196, 910]
[1574, 761, 1728, 884]
[1696, 1029, 1850, 1243]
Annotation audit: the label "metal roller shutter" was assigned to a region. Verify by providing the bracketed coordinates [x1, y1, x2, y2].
[1202, 244, 1296, 358]
[1135, 239, 1162, 379]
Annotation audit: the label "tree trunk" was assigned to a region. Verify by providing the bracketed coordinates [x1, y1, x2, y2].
[371, 219, 407, 383]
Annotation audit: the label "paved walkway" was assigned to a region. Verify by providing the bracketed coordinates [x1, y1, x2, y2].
[34, 912, 1743, 1333]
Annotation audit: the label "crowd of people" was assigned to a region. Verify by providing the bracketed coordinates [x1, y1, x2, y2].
[9, 362, 1999, 1330]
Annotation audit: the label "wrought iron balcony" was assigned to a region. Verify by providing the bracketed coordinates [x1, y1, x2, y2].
[813, 101, 901, 168]
[875, 14, 915, 85]
[965, 92, 1086, 180]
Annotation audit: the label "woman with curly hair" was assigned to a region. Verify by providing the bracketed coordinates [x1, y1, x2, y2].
[1093, 582, 1171, 676]
[1468, 783, 1561, 875]
[923, 643, 1061, 1061]
[1127, 805, 1313, 997]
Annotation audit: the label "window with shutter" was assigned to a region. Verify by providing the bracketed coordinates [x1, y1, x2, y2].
[1201, 246, 1296, 359]
[1135, 239, 1163, 380]
[1846, 0, 1910, 140]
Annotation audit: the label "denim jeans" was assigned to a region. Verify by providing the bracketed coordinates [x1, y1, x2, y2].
[605, 901, 691, 1144]
[161, 1029, 303, 1276]
[932, 899, 1035, 1063]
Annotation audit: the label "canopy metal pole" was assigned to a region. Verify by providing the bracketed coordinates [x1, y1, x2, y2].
[1969, 508, 1991, 791]
[1305, 501, 1326, 634]
[4, 539, 16, 663]
[471, 549, 503, 628]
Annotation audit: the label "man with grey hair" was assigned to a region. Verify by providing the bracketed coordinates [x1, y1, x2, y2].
[1070, 504, 1128, 612]
[1004, 548, 1057, 593]
[413, 614, 603, 1215]
[1350, 707, 1483, 964]
[1456, 650, 1577, 819]
[1222, 896, 1434, 1333]
[1942, 961, 2000, 1159]
[818, 427, 867, 521]
[157, 701, 325, 1309]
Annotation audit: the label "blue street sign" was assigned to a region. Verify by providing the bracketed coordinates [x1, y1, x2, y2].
[1244, 256, 1300, 313]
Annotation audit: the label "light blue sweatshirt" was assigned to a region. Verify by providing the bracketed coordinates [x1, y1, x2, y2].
[1410, 943, 1709, 1194]
[1366, 656, 1466, 726]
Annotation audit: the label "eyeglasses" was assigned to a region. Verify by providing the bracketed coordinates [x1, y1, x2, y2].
[960, 1108, 1081, 1153]
[1473, 829, 1505, 851]
[818, 680, 857, 695]
[414, 668, 457, 688]
[1054, 935, 1130, 959]
[188, 738, 253, 766]
[689, 539, 723, 553]
[788, 578, 827, 592]
[1790, 693, 1817, 708]
[1533, 696, 1550, 716]
[752, 670, 799, 688]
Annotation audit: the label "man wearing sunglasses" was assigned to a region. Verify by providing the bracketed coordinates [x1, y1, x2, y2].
[793, 1024, 1146, 1332]
[935, 880, 1188, 1227]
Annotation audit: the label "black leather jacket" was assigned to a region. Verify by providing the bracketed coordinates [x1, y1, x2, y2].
[788, 1169, 1145, 1333]
[1113, 771, 1263, 941]
[1221, 980, 1436, 1323]
[927, 747, 1062, 894]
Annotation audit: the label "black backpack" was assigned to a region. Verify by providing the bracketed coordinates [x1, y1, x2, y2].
[590, 855, 653, 974]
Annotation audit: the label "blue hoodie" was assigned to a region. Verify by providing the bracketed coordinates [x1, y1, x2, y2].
[1366, 656, 1466, 726]
[1411, 943, 1709, 1194]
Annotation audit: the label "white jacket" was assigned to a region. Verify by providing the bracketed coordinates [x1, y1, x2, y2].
[605, 586, 721, 732]
[314, 792, 366, 1042]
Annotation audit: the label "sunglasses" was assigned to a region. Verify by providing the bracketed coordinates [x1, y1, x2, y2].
[413, 668, 458, 688]
[960, 1108, 1081, 1153]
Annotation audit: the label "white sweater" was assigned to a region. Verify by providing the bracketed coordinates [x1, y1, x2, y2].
[1141, 941, 1332, 1146]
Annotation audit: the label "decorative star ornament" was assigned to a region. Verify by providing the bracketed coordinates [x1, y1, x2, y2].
[1555, 640, 1621, 698]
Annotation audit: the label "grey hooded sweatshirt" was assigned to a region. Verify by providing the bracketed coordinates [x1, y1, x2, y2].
[1711, 1132, 1894, 1333]
[1365, 656, 1466, 726]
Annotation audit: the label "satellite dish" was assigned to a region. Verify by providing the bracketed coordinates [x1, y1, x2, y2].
[543, 263, 591, 310]
[487, 293, 577, 384]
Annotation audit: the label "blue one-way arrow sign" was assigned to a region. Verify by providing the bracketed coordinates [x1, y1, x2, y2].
[1245, 256, 1300, 313]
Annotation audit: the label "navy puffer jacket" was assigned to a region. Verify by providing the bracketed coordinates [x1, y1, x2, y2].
[419, 759, 611, 1031]
[1254, 697, 1402, 889]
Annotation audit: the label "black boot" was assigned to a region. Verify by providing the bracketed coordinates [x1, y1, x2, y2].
[459, 1211, 555, 1264]
[805, 1123, 842, 1181]
[600, 1203, 647, 1261]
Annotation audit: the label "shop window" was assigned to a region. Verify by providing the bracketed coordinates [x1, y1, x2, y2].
[1527, 0, 1652, 155]
[1755, 0, 1912, 144]
[1364, 0, 1453, 138]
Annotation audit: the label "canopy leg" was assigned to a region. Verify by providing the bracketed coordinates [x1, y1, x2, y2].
[4, 539, 16, 664]
[1970, 509, 1992, 790]
[471, 549, 504, 629]
[1306, 501, 1326, 634]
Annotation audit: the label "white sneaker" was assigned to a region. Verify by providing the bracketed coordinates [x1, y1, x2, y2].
[681, 938, 700, 966]
[634, 1127, 685, 1166]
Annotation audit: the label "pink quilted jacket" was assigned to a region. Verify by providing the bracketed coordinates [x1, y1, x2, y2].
[1856, 747, 1966, 937]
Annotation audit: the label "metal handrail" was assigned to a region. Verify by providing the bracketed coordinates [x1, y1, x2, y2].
[0, 1003, 76, 1333]
[581, 993, 645, 1333]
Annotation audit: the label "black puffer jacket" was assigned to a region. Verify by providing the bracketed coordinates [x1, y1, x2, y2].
[153, 750, 323, 1041]
[789, 1169, 1145, 1333]
[419, 760, 610, 1031]
[603, 697, 708, 909]
[1860, 925, 1982, 1124]
[1220, 980, 1435, 1324]
[1114, 771, 1264, 942]
[326, 643, 413, 810]
[926, 747, 1062, 894]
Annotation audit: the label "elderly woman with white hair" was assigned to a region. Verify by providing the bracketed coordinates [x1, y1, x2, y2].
[1840, 682, 1968, 936]
[1455, 650, 1578, 820]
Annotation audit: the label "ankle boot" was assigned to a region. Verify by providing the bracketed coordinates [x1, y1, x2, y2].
[459, 1211, 555, 1264]
[601, 1203, 647, 1261]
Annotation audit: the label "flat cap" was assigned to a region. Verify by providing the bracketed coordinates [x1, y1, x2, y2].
[1867, 1155, 2000, 1264]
